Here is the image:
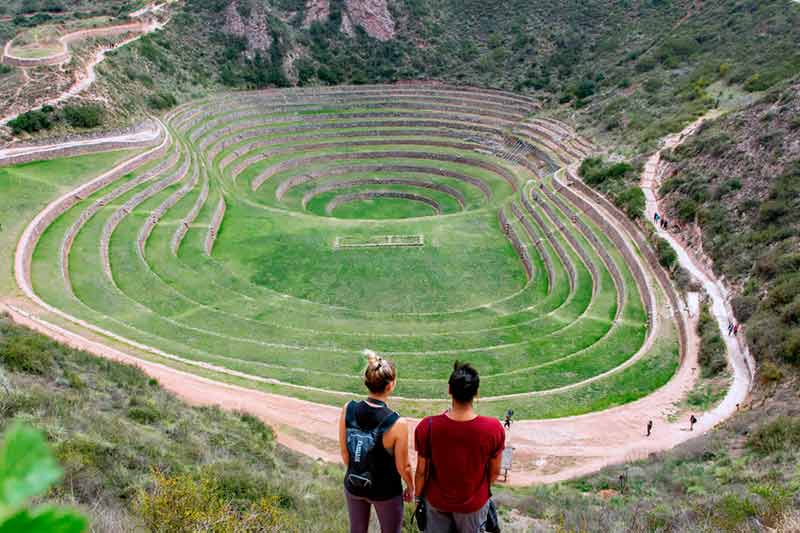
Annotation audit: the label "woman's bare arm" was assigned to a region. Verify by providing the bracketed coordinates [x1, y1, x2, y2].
[390, 419, 414, 499]
[338, 403, 349, 465]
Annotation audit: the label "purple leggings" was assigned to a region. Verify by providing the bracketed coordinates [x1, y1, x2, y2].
[345, 490, 404, 533]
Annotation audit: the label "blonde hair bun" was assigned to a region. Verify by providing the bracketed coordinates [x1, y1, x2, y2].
[362, 350, 396, 393]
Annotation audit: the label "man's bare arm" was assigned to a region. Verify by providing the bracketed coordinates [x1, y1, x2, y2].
[414, 457, 428, 498]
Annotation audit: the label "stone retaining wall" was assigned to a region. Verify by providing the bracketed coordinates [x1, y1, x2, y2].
[205, 197, 226, 256]
[498, 209, 533, 280]
[569, 174, 687, 360]
[302, 178, 466, 209]
[251, 150, 518, 193]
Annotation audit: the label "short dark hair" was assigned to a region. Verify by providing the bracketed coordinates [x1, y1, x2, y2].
[448, 361, 479, 403]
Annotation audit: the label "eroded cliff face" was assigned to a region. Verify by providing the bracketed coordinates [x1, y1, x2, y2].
[302, 0, 395, 41]
[303, 0, 330, 27]
[343, 0, 395, 41]
[223, 1, 271, 53]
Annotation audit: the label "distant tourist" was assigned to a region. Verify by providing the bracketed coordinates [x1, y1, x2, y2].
[646, 420, 653, 437]
[339, 352, 413, 533]
[733, 323, 739, 337]
[504, 408, 514, 430]
[654, 212, 660, 223]
[728, 321, 734, 335]
[414, 362, 505, 533]
[689, 414, 698, 431]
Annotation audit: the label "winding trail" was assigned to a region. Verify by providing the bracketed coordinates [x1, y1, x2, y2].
[0, 107, 753, 485]
[0, 2, 173, 125]
[640, 111, 756, 415]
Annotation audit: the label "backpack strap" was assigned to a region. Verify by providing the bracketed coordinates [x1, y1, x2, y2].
[374, 411, 399, 436]
[344, 401, 358, 429]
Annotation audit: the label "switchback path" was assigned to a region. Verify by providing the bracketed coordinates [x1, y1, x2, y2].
[1, 2, 174, 125]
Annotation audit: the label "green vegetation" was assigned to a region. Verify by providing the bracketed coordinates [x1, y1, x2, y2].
[8, 104, 106, 134]
[697, 302, 727, 378]
[1, 87, 673, 419]
[579, 157, 644, 219]
[0, 422, 86, 533]
[0, 315, 346, 531]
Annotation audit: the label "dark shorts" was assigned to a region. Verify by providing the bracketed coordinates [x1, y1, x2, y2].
[426, 499, 491, 533]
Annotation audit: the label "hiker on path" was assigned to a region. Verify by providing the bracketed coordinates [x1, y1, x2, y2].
[646, 420, 653, 437]
[654, 212, 660, 223]
[689, 414, 697, 431]
[733, 323, 739, 336]
[504, 409, 514, 430]
[414, 362, 505, 533]
[339, 353, 413, 533]
[728, 322, 734, 336]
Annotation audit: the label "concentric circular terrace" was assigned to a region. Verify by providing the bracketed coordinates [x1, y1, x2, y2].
[15, 84, 685, 419]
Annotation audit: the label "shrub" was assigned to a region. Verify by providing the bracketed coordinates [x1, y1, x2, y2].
[147, 91, 178, 110]
[697, 303, 727, 377]
[7, 109, 53, 135]
[62, 104, 104, 129]
[615, 186, 645, 219]
[748, 416, 800, 455]
[758, 361, 783, 383]
[136, 470, 295, 532]
[0, 332, 54, 374]
[579, 157, 633, 186]
[654, 237, 677, 270]
[675, 198, 698, 221]
[128, 405, 161, 425]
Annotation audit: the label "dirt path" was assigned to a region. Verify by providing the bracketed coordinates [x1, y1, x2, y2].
[640, 111, 756, 413]
[0, 109, 754, 485]
[1, 3, 172, 125]
[0, 122, 161, 162]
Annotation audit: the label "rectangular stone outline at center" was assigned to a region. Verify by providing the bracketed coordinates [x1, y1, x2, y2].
[333, 234, 424, 249]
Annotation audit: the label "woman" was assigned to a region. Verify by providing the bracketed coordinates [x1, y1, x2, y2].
[339, 352, 413, 533]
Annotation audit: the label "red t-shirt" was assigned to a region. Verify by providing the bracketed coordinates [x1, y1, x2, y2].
[414, 413, 505, 513]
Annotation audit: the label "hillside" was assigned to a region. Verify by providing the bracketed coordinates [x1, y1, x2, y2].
[4, 0, 796, 149]
[0, 314, 347, 532]
[658, 79, 800, 371]
[95, 0, 800, 151]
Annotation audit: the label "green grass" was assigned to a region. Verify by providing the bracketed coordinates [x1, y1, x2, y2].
[0, 151, 136, 295]
[7, 88, 680, 417]
[328, 195, 440, 219]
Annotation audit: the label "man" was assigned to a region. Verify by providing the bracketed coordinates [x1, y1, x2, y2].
[646, 420, 653, 437]
[414, 362, 505, 533]
[689, 414, 697, 431]
[504, 408, 514, 430]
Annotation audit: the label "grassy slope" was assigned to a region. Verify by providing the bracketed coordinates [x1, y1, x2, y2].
[496, 379, 800, 533]
[0, 315, 348, 532]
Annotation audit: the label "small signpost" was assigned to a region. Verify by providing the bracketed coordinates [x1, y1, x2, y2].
[501, 446, 514, 482]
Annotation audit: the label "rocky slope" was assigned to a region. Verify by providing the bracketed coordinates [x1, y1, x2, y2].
[658, 79, 800, 365]
[303, 0, 395, 41]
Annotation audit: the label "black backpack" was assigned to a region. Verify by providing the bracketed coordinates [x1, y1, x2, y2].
[344, 401, 399, 497]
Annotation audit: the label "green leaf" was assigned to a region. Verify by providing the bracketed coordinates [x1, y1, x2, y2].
[0, 507, 87, 533]
[0, 422, 62, 509]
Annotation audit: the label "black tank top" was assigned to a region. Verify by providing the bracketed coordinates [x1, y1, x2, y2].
[348, 399, 403, 500]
